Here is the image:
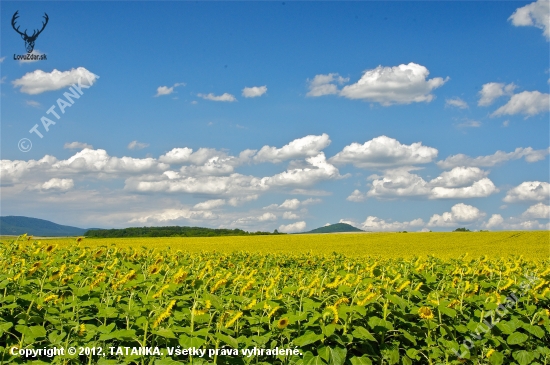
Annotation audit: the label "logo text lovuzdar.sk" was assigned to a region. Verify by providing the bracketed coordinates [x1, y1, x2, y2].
[11, 10, 49, 60]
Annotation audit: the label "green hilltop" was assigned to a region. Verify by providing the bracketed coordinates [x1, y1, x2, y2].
[304, 223, 364, 234]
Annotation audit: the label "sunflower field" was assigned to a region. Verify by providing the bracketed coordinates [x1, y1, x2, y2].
[0, 236, 549, 365]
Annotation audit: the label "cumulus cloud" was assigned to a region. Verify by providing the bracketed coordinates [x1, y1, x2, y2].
[193, 199, 226, 210]
[503, 181, 549, 202]
[126, 152, 341, 196]
[347, 189, 367, 202]
[491, 91, 550, 117]
[282, 211, 300, 219]
[12, 67, 98, 94]
[228, 195, 258, 206]
[330, 135, 438, 169]
[242, 85, 267, 98]
[338, 63, 448, 105]
[268, 197, 321, 210]
[155, 82, 185, 97]
[361, 216, 424, 231]
[484, 214, 505, 229]
[306, 73, 349, 97]
[0, 149, 168, 186]
[64, 142, 93, 150]
[130, 208, 217, 223]
[198, 93, 237, 102]
[478, 82, 516, 106]
[35, 178, 74, 192]
[278, 221, 306, 233]
[365, 167, 498, 199]
[437, 147, 550, 169]
[128, 141, 150, 150]
[430, 178, 498, 199]
[428, 203, 485, 227]
[522, 202, 550, 219]
[254, 134, 331, 163]
[482, 209, 549, 230]
[446, 97, 468, 109]
[429, 167, 488, 188]
[367, 168, 432, 198]
[509, 0, 550, 40]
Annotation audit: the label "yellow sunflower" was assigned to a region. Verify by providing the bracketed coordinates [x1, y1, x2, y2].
[277, 317, 289, 329]
[418, 306, 434, 319]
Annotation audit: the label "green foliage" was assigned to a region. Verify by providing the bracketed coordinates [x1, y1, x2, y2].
[454, 227, 471, 232]
[84, 226, 284, 238]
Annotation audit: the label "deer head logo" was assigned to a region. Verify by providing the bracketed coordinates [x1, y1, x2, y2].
[11, 11, 49, 54]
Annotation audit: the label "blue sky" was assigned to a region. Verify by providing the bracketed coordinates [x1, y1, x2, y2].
[1, 1, 549, 232]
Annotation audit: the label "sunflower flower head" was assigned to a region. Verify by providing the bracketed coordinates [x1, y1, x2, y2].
[418, 306, 434, 319]
[277, 317, 290, 329]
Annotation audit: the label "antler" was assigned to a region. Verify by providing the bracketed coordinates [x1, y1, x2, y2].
[11, 11, 27, 37]
[30, 13, 49, 39]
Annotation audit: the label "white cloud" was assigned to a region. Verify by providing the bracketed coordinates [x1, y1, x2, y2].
[154, 83, 185, 97]
[263, 153, 341, 187]
[503, 181, 550, 203]
[12, 67, 98, 94]
[429, 167, 488, 188]
[330, 135, 438, 169]
[478, 82, 516, 106]
[482, 209, 549, 230]
[193, 199, 226, 210]
[279, 199, 301, 210]
[228, 195, 259, 206]
[367, 168, 432, 198]
[491, 91, 550, 117]
[522, 202, 550, 219]
[484, 214, 504, 229]
[0, 57, 5, 63]
[0, 149, 168, 187]
[457, 120, 481, 128]
[265, 197, 321, 210]
[128, 141, 150, 150]
[361, 216, 424, 231]
[339, 63, 448, 105]
[64, 142, 93, 150]
[509, 0, 550, 40]
[159, 147, 194, 164]
[347, 189, 367, 202]
[306, 73, 349, 97]
[282, 211, 300, 219]
[26, 100, 41, 108]
[242, 85, 267, 98]
[254, 134, 331, 163]
[428, 203, 485, 227]
[38, 178, 74, 192]
[365, 167, 498, 199]
[446, 97, 468, 109]
[258, 212, 277, 221]
[278, 221, 306, 233]
[198, 93, 237, 102]
[437, 147, 550, 169]
[430, 178, 498, 199]
[130, 208, 217, 223]
[128, 151, 340, 197]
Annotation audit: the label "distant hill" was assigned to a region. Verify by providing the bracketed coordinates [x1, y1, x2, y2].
[305, 223, 364, 234]
[0, 216, 88, 237]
